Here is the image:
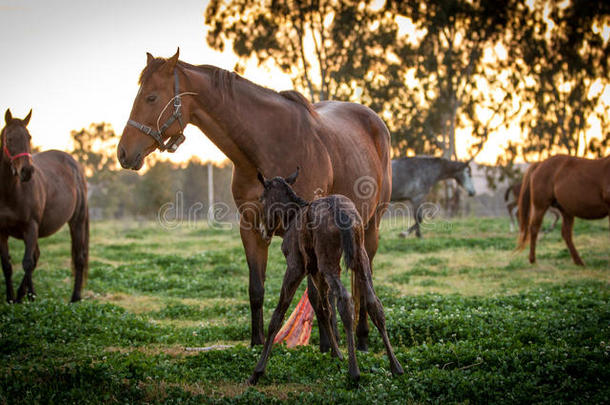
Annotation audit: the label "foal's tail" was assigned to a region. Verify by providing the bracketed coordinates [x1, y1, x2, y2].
[504, 185, 513, 202]
[335, 207, 362, 325]
[517, 165, 535, 250]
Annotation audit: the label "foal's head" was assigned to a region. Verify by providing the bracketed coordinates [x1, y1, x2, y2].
[256, 167, 307, 241]
[2, 109, 34, 182]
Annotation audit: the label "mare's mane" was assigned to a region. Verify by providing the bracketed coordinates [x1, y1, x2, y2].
[139, 58, 318, 118]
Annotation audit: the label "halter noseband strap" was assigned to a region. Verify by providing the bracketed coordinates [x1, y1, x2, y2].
[127, 70, 186, 153]
[3, 144, 31, 162]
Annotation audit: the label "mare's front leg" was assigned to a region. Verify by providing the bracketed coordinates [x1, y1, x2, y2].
[248, 257, 306, 385]
[16, 222, 39, 302]
[0, 234, 15, 303]
[240, 215, 269, 347]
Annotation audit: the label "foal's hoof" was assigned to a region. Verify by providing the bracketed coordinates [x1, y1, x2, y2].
[247, 371, 262, 386]
[391, 362, 405, 376]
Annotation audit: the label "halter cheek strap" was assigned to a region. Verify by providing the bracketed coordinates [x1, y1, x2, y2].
[127, 70, 190, 153]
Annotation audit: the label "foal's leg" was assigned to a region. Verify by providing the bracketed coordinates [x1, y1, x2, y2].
[560, 214, 584, 266]
[0, 234, 15, 303]
[68, 209, 89, 302]
[358, 249, 404, 376]
[17, 223, 39, 302]
[324, 270, 360, 381]
[310, 272, 343, 359]
[248, 261, 306, 385]
[307, 276, 338, 353]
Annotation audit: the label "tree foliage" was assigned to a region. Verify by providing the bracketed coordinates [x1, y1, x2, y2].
[510, 0, 610, 160]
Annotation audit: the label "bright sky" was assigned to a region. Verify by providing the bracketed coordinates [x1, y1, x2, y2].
[0, 0, 292, 164]
[0, 1, 606, 167]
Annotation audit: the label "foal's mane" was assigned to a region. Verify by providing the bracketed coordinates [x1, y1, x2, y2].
[139, 58, 318, 118]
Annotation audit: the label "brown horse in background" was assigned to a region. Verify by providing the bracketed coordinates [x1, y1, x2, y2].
[517, 155, 610, 265]
[0, 109, 89, 302]
[117, 49, 392, 351]
[505, 179, 560, 233]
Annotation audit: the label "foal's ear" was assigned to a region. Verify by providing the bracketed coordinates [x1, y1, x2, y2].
[23, 109, 32, 127]
[163, 47, 180, 73]
[5, 109, 12, 125]
[285, 166, 300, 185]
[146, 52, 154, 65]
[257, 170, 267, 187]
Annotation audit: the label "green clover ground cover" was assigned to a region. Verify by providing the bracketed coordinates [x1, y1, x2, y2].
[0, 217, 608, 404]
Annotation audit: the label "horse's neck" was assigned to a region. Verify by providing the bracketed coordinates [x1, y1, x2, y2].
[438, 160, 461, 181]
[184, 66, 303, 172]
[0, 159, 19, 196]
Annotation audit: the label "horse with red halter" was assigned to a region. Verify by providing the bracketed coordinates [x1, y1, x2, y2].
[517, 155, 610, 265]
[0, 109, 89, 302]
[117, 49, 392, 351]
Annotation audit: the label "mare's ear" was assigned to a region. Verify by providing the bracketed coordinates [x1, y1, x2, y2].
[285, 166, 300, 185]
[23, 109, 32, 127]
[146, 52, 154, 65]
[163, 47, 180, 74]
[257, 170, 267, 187]
[5, 109, 12, 125]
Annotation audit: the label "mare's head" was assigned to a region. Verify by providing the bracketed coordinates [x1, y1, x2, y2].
[118, 49, 194, 170]
[256, 167, 305, 241]
[2, 109, 34, 182]
[453, 160, 476, 196]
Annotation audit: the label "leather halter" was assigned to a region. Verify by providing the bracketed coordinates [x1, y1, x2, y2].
[127, 70, 186, 153]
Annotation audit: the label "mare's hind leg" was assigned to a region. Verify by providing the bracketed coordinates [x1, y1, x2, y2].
[248, 259, 306, 385]
[307, 275, 338, 353]
[528, 206, 547, 264]
[68, 209, 89, 302]
[325, 271, 360, 381]
[560, 214, 584, 266]
[358, 249, 404, 375]
[0, 234, 15, 303]
[16, 223, 39, 302]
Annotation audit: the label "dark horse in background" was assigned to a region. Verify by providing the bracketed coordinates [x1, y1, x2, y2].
[117, 50, 392, 351]
[390, 157, 476, 238]
[505, 179, 559, 233]
[518, 155, 610, 265]
[0, 109, 89, 302]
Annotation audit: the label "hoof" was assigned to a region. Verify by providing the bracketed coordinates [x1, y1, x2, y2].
[398, 232, 408, 239]
[247, 372, 262, 386]
[391, 363, 404, 376]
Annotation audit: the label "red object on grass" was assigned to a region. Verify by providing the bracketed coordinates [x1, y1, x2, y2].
[273, 288, 314, 347]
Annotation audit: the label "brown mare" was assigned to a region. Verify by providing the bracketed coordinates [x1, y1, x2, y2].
[517, 155, 610, 265]
[117, 50, 392, 351]
[0, 109, 89, 302]
[248, 169, 403, 384]
[505, 180, 559, 233]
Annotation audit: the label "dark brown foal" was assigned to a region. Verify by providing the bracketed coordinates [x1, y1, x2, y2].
[248, 169, 403, 384]
[0, 109, 89, 302]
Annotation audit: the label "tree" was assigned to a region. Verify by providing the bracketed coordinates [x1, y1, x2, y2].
[205, 0, 399, 103]
[509, 0, 610, 160]
[70, 122, 118, 179]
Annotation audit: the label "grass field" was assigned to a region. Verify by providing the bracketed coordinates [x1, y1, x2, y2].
[0, 216, 608, 404]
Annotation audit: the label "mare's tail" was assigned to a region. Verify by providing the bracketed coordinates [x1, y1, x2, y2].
[517, 165, 536, 250]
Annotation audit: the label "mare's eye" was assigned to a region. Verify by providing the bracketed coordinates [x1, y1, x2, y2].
[146, 94, 157, 103]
